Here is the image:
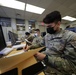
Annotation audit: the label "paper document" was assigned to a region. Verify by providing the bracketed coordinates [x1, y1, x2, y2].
[0, 47, 14, 55]
[5, 50, 25, 57]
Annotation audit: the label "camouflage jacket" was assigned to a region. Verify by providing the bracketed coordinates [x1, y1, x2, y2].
[31, 36, 43, 48]
[31, 29, 76, 74]
[41, 29, 76, 74]
[32, 29, 76, 58]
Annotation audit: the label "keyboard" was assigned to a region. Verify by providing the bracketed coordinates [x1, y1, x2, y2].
[12, 44, 26, 49]
[0, 47, 14, 55]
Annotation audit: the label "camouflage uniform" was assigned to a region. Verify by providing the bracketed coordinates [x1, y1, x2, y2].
[26, 34, 34, 42]
[31, 36, 43, 48]
[31, 29, 76, 75]
[41, 29, 76, 75]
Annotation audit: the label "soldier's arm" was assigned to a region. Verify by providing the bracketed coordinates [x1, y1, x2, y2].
[64, 31, 76, 57]
[27, 35, 34, 42]
[24, 37, 45, 51]
[34, 52, 59, 69]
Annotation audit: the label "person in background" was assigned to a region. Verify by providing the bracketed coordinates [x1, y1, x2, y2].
[25, 32, 34, 44]
[32, 29, 43, 47]
[24, 11, 76, 75]
[24, 29, 43, 49]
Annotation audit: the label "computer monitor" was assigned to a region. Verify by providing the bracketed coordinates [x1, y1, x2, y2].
[0, 25, 6, 51]
[14, 33, 18, 41]
[8, 31, 16, 45]
[8, 31, 21, 45]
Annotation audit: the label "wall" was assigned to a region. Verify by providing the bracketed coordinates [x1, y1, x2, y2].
[60, 24, 66, 30]
[39, 25, 46, 33]
[35, 22, 46, 34]
[17, 20, 29, 38]
[2, 18, 67, 42]
[11, 18, 17, 33]
[67, 21, 76, 27]
[2, 19, 30, 41]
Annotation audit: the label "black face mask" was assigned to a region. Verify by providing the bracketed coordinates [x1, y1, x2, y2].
[47, 27, 56, 34]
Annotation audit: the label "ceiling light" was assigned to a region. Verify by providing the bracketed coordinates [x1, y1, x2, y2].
[62, 16, 76, 21]
[0, 0, 25, 10]
[26, 4, 45, 14]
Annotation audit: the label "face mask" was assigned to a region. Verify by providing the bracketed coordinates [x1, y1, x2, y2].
[47, 27, 56, 34]
[34, 33, 38, 37]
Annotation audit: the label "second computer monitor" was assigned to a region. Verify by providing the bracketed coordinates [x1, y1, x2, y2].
[0, 25, 6, 51]
[8, 31, 17, 45]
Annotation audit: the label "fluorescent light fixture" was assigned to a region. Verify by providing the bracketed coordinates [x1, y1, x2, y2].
[0, 0, 25, 10]
[26, 4, 45, 14]
[62, 16, 76, 21]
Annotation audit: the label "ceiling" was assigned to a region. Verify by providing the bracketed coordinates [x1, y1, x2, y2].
[0, 0, 76, 25]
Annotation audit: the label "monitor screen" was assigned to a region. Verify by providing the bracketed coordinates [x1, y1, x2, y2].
[8, 31, 19, 45]
[13, 33, 18, 41]
[0, 25, 6, 51]
[8, 31, 16, 45]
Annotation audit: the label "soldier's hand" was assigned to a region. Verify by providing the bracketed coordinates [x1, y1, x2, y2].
[23, 45, 30, 51]
[34, 52, 46, 61]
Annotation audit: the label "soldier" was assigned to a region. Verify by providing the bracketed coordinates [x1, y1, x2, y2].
[32, 29, 43, 45]
[24, 11, 76, 75]
[25, 32, 34, 43]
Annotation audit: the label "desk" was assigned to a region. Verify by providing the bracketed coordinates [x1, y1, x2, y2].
[0, 47, 45, 75]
